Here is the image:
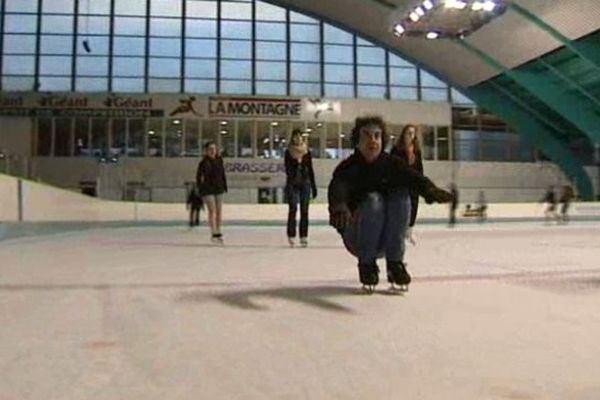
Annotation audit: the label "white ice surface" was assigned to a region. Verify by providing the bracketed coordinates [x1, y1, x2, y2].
[1, 222, 600, 399]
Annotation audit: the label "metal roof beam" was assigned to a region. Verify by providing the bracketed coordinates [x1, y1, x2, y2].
[466, 85, 594, 200]
[509, 2, 600, 73]
[456, 38, 600, 144]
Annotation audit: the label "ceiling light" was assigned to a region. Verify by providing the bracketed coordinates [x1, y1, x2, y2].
[409, 11, 420, 22]
[271, 121, 279, 127]
[482, 0, 496, 11]
[392, 23, 405, 36]
[422, 0, 434, 10]
[415, 6, 425, 16]
[426, 31, 439, 39]
[471, 1, 484, 11]
[445, 0, 467, 9]
[220, 121, 228, 126]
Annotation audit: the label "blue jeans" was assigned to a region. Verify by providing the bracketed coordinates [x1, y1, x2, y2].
[287, 182, 311, 238]
[341, 190, 411, 266]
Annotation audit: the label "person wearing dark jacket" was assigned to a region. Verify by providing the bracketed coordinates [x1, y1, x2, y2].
[328, 116, 452, 292]
[285, 129, 317, 247]
[186, 184, 203, 228]
[391, 124, 423, 245]
[196, 142, 228, 243]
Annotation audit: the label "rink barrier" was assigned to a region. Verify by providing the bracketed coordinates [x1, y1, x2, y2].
[2, 174, 600, 241]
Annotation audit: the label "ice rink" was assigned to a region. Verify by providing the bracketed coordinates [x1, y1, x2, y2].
[1, 221, 600, 399]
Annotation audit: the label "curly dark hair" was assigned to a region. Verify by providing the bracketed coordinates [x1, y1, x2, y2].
[350, 115, 389, 148]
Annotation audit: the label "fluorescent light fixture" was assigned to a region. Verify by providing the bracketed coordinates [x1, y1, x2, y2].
[301, 133, 309, 137]
[220, 121, 228, 125]
[392, 23, 405, 36]
[409, 11, 420, 22]
[471, 1, 484, 11]
[306, 128, 313, 133]
[426, 31, 439, 39]
[271, 121, 279, 127]
[172, 119, 181, 125]
[482, 0, 496, 11]
[423, 0, 434, 10]
[415, 6, 425, 16]
[445, 0, 467, 9]
[339, 134, 345, 138]
[148, 130, 155, 136]
[220, 130, 228, 135]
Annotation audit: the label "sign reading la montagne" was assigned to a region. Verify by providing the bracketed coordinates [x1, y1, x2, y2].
[208, 96, 302, 119]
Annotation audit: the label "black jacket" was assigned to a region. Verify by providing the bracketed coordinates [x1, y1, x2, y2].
[284, 149, 317, 196]
[328, 151, 435, 214]
[196, 156, 227, 196]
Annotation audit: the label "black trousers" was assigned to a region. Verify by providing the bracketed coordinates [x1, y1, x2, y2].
[189, 206, 201, 227]
[286, 182, 311, 238]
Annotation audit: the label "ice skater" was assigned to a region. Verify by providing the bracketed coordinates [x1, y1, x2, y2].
[448, 183, 459, 228]
[186, 184, 203, 228]
[542, 185, 557, 224]
[196, 142, 228, 243]
[558, 185, 574, 224]
[328, 116, 453, 293]
[284, 129, 317, 247]
[390, 124, 423, 245]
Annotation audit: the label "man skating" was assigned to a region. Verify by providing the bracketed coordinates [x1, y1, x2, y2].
[328, 116, 453, 292]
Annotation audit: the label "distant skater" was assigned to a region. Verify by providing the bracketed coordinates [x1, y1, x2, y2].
[284, 129, 317, 247]
[391, 124, 423, 245]
[542, 186, 557, 224]
[196, 142, 228, 243]
[558, 185, 574, 224]
[186, 184, 203, 228]
[448, 183, 459, 228]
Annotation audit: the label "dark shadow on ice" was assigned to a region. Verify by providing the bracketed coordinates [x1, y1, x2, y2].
[178, 285, 361, 314]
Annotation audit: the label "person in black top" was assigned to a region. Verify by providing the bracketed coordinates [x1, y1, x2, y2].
[186, 184, 203, 228]
[196, 142, 228, 243]
[391, 124, 423, 245]
[448, 183, 459, 228]
[328, 116, 452, 292]
[284, 129, 317, 247]
[542, 185, 557, 223]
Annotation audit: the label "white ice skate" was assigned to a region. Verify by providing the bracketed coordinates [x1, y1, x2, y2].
[300, 237, 308, 248]
[288, 237, 295, 247]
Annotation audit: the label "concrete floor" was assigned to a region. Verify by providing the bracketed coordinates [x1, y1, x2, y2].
[1, 222, 600, 400]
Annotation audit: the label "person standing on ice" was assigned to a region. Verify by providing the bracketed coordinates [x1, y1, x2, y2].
[284, 129, 317, 247]
[390, 124, 423, 245]
[328, 116, 453, 292]
[196, 142, 227, 244]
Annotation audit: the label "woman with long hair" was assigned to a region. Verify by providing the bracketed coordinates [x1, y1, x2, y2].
[391, 124, 423, 245]
[284, 129, 317, 247]
[196, 142, 227, 243]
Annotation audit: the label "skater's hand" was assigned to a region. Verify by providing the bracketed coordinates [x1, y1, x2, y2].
[424, 187, 453, 204]
[330, 209, 352, 231]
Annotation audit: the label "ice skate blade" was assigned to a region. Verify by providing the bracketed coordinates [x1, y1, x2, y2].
[389, 283, 409, 293]
[360, 284, 376, 294]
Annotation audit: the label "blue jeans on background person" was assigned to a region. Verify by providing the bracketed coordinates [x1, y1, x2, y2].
[341, 189, 411, 266]
[287, 181, 311, 238]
